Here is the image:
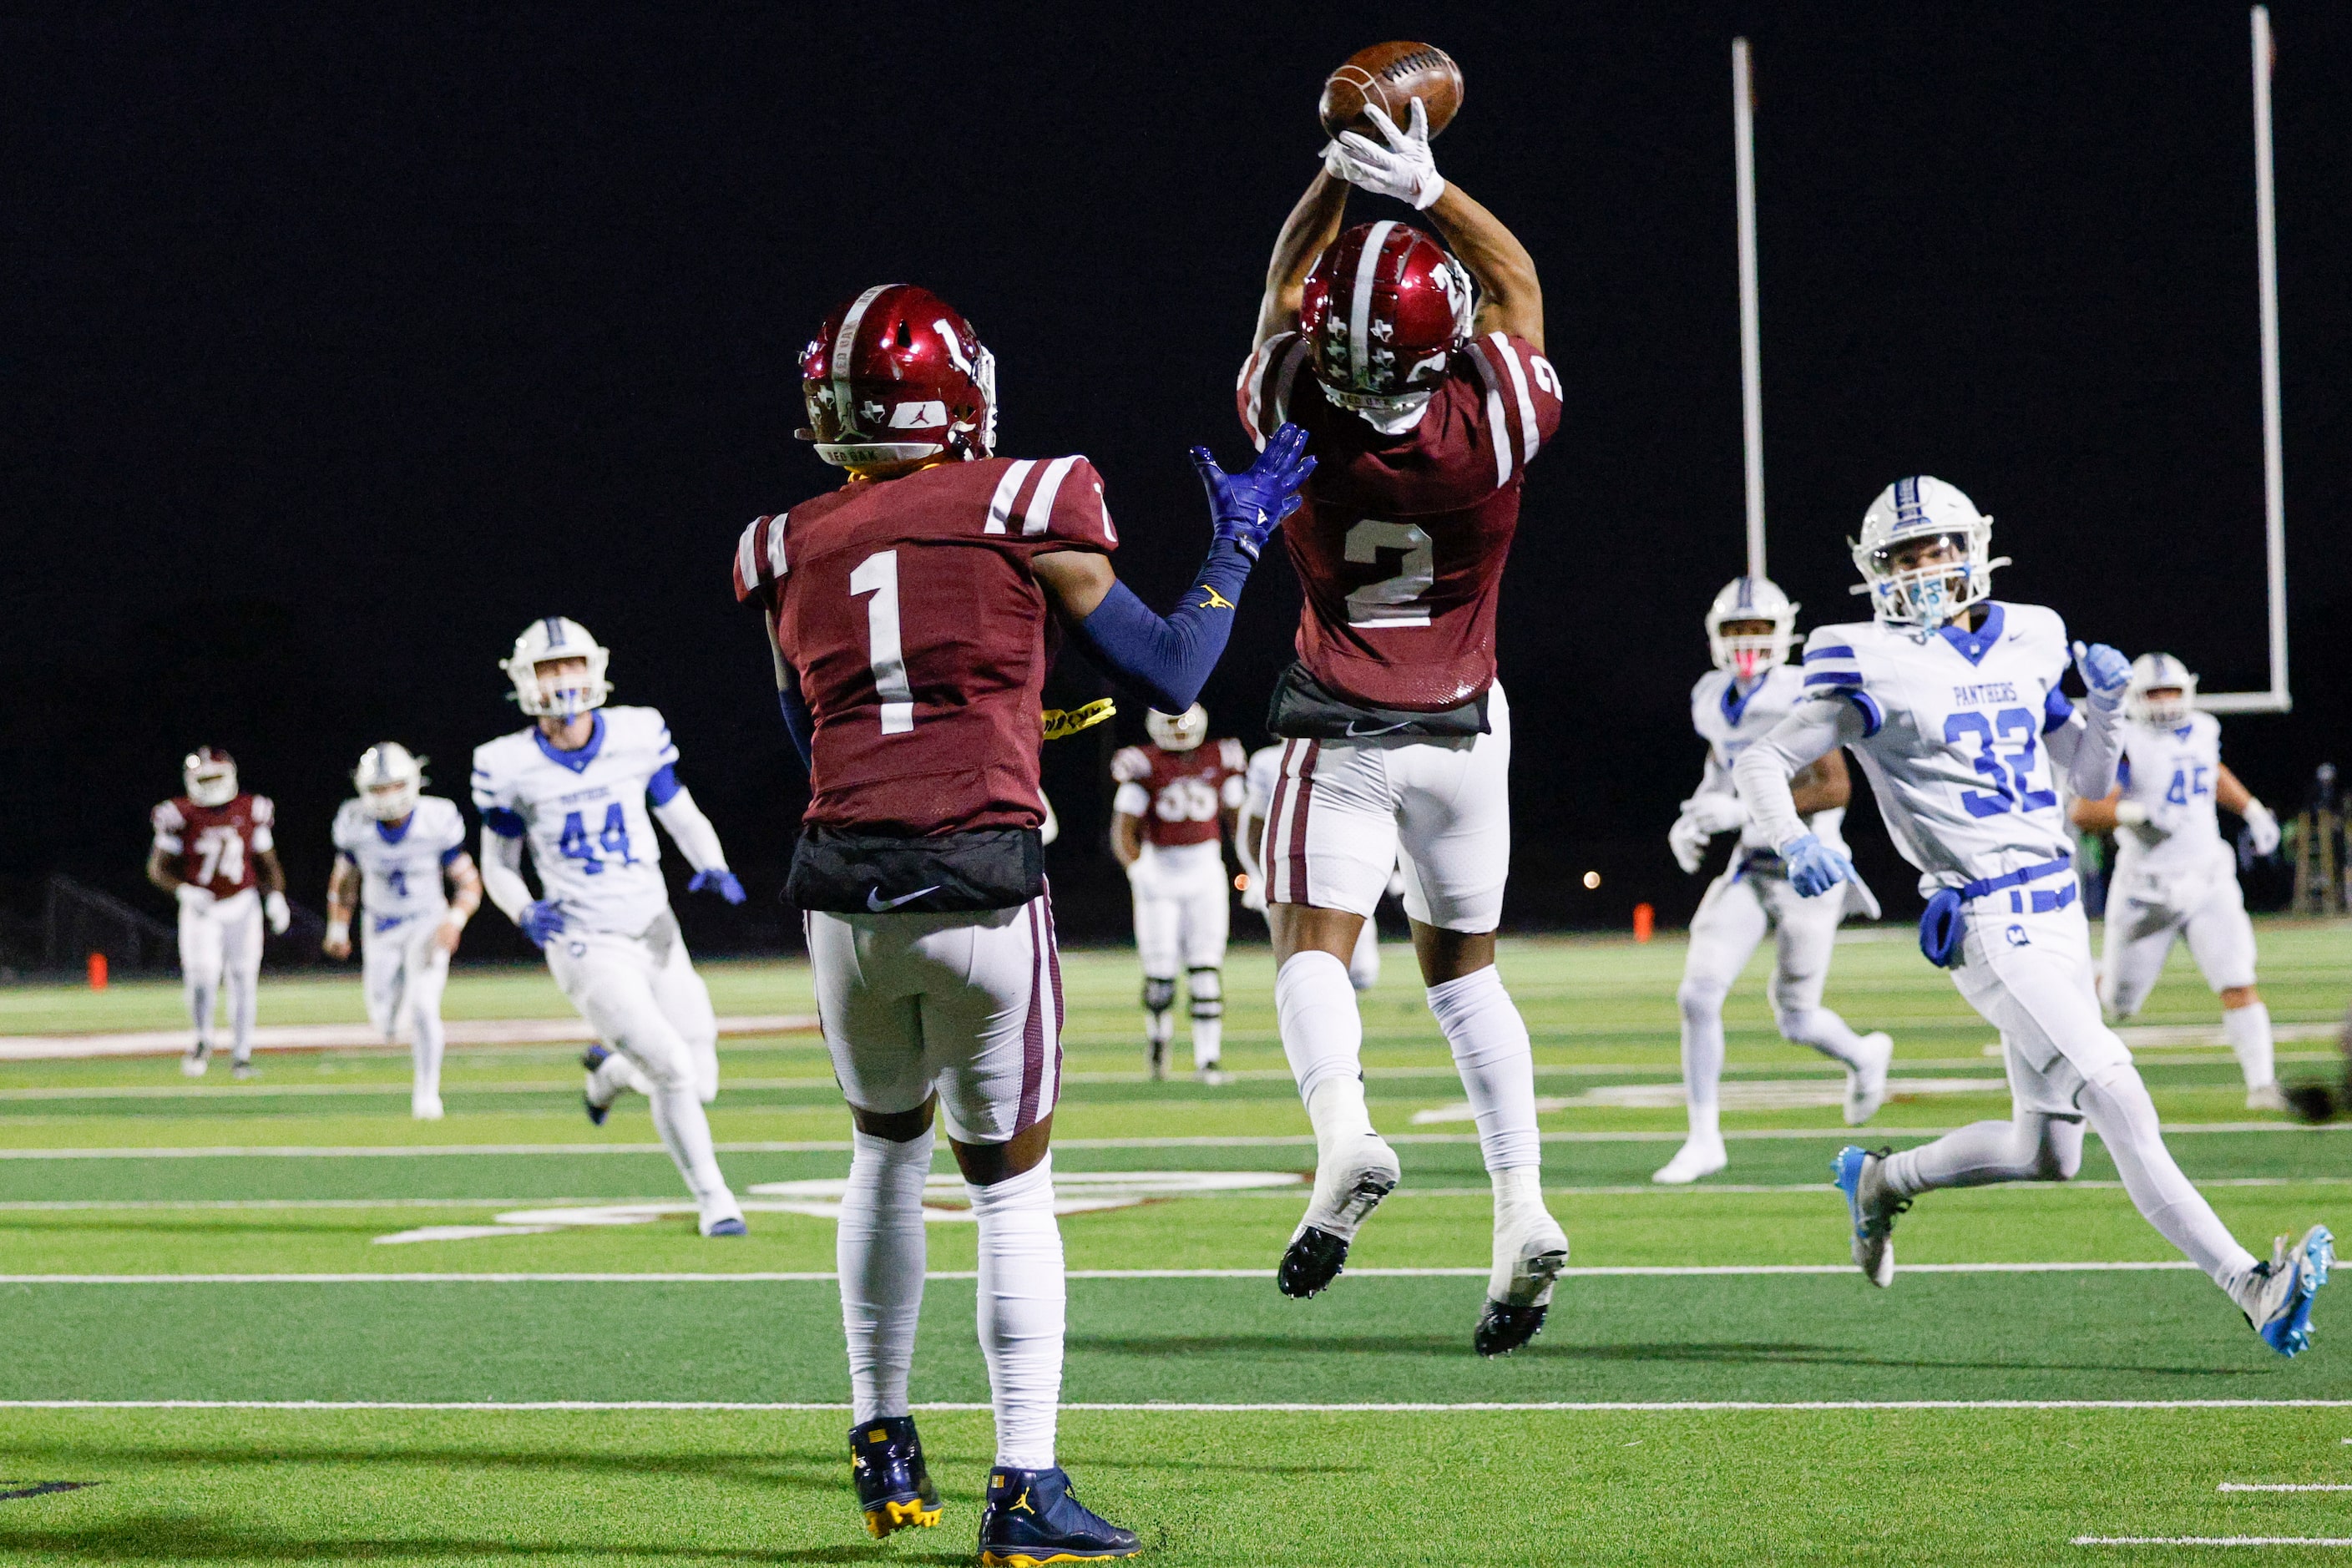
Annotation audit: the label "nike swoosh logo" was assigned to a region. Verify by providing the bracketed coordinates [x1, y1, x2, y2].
[1343, 719, 1413, 736]
[866, 885, 940, 912]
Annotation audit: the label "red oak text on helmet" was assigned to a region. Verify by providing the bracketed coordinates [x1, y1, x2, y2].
[1298, 221, 1475, 409]
[797, 285, 999, 470]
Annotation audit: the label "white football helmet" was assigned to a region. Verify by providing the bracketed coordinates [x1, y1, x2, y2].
[2124, 652, 2198, 727]
[1705, 576, 1798, 679]
[183, 746, 238, 807]
[353, 742, 426, 822]
[1146, 704, 1208, 752]
[504, 616, 611, 718]
[1850, 476, 2010, 632]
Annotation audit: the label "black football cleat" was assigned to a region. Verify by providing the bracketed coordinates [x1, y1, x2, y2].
[848, 1415, 941, 1540]
[580, 1044, 614, 1126]
[1474, 1299, 1549, 1358]
[978, 1465, 1140, 1565]
[1278, 1226, 1354, 1300]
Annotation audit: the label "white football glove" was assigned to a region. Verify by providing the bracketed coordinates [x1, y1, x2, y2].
[264, 891, 291, 935]
[1684, 793, 1747, 835]
[2243, 798, 2281, 857]
[1668, 813, 1710, 875]
[2114, 800, 2150, 827]
[1241, 877, 1267, 914]
[174, 883, 215, 911]
[1323, 98, 1445, 210]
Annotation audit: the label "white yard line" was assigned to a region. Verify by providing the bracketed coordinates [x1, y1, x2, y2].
[2076, 1539, 2352, 1548]
[0, 1016, 817, 1062]
[1, 1399, 2346, 1413]
[0, 1262, 2208, 1284]
[0, 1121, 2334, 1159]
[2219, 1484, 2352, 1492]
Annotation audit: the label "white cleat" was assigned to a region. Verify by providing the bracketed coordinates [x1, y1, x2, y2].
[1196, 1066, 1233, 1086]
[701, 1206, 749, 1238]
[1652, 1134, 1727, 1186]
[2247, 1082, 2290, 1113]
[1278, 1132, 1402, 1298]
[412, 1092, 446, 1121]
[1832, 1146, 1905, 1288]
[1844, 1033, 1894, 1125]
[180, 1045, 210, 1079]
[1476, 1206, 1570, 1358]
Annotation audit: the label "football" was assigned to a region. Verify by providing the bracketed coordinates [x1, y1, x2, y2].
[1318, 41, 1463, 141]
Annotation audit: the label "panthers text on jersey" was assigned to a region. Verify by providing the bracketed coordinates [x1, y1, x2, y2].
[1688, 665, 1849, 854]
[151, 793, 275, 900]
[734, 454, 1118, 837]
[471, 707, 681, 936]
[331, 796, 468, 929]
[1113, 738, 1247, 850]
[1796, 603, 2078, 894]
[1237, 329, 1561, 711]
[2114, 711, 2232, 882]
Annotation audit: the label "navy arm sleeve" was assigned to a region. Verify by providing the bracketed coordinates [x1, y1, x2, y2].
[776, 667, 814, 770]
[1068, 540, 1255, 714]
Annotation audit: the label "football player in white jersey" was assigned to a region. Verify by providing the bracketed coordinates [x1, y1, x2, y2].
[472, 617, 751, 1237]
[1734, 476, 2330, 1355]
[2072, 653, 2286, 1109]
[1238, 742, 1381, 990]
[322, 743, 481, 1120]
[1110, 706, 1247, 1083]
[1656, 577, 1895, 1184]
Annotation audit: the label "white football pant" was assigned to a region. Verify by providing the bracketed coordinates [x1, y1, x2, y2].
[544, 913, 734, 1219]
[1677, 862, 1873, 1137]
[2102, 862, 2259, 1014]
[1882, 899, 2259, 1299]
[179, 888, 262, 1061]
[1130, 841, 1229, 1067]
[362, 913, 451, 1104]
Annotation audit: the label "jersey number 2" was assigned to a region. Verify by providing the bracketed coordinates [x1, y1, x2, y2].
[851, 550, 916, 735]
[1344, 520, 1434, 629]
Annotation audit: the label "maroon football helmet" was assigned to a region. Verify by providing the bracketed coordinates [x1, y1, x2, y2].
[1299, 221, 1475, 424]
[798, 285, 998, 469]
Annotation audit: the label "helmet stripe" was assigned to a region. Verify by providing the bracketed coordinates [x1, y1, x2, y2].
[1348, 221, 1397, 392]
[832, 285, 894, 435]
[543, 615, 563, 647]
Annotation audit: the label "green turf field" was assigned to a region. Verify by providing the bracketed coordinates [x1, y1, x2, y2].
[3, 919, 2349, 1564]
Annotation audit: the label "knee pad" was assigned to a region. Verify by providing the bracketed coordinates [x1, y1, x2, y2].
[1677, 976, 1729, 1021]
[1187, 967, 1222, 1019]
[1142, 976, 1176, 1014]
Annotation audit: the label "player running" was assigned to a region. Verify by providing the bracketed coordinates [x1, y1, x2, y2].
[322, 743, 482, 1120]
[147, 747, 290, 1079]
[1734, 476, 2331, 1356]
[471, 617, 751, 1236]
[1239, 99, 1570, 1355]
[1657, 576, 1894, 1184]
[734, 283, 1309, 1560]
[2071, 653, 2287, 1110]
[1238, 742, 1383, 990]
[1110, 706, 1247, 1083]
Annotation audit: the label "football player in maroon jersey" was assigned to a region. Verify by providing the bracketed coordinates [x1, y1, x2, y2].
[1110, 705, 1247, 1082]
[1239, 99, 1571, 1356]
[734, 284, 1311, 1560]
[146, 747, 290, 1078]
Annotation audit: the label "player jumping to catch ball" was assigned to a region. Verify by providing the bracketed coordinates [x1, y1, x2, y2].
[736, 283, 1311, 1560]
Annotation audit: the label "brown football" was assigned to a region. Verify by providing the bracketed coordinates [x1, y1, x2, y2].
[1318, 42, 1463, 141]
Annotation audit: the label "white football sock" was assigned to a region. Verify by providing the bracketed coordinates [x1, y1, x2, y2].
[969, 1155, 1064, 1470]
[1882, 1109, 2083, 1198]
[1427, 965, 1541, 1173]
[839, 1125, 933, 1423]
[226, 970, 256, 1062]
[1189, 967, 1223, 1068]
[1144, 1004, 1174, 1050]
[2224, 1001, 2275, 1089]
[2079, 1062, 2258, 1296]
[1279, 950, 1371, 1143]
[1677, 974, 1727, 1141]
[646, 1080, 734, 1214]
[410, 1010, 445, 1101]
[1778, 1005, 1870, 1069]
[186, 982, 216, 1051]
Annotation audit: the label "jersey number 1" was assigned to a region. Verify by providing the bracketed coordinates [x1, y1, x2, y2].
[851, 550, 916, 735]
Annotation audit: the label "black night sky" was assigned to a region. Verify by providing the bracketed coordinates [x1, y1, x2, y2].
[6, 3, 2346, 959]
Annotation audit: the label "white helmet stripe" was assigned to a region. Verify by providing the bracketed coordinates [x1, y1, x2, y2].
[832, 284, 894, 436]
[1348, 221, 1396, 392]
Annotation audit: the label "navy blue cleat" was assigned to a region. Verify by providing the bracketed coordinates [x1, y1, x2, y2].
[848, 1415, 941, 1539]
[978, 1465, 1141, 1565]
[580, 1044, 614, 1127]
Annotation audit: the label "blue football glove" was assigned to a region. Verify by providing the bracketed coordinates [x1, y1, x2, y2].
[518, 899, 566, 948]
[690, 868, 746, 906]
[1189, 422, 1315, 561]
[1782, 833, 1856, 898]
[2072, 640, 2132, 711]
